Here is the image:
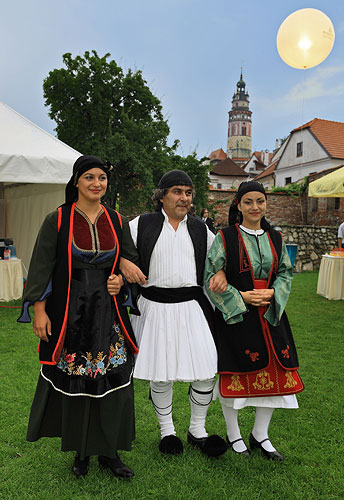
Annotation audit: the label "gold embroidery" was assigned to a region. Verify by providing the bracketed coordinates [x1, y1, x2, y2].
[227, 375, 245, 392]
[284, 371, 297, 389]
[253, 371, 274, 390]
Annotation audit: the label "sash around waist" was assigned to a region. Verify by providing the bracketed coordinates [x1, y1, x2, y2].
[140, 286, 215, 335]
[71, 268, 112, 286]
[141, 286, 204, 304]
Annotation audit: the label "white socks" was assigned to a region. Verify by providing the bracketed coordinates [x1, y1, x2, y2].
[188, 378, 215, 439]
[150, 381, 175, 439]
[150, 378, 215, 440]
[252, 407, 276, 452]
[220, 403, 248, 453]
[220, 400, 276, 453]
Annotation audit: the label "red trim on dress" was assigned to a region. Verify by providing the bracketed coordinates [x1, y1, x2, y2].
[102, 207, 139, 355]
[57, 207, 62, 232]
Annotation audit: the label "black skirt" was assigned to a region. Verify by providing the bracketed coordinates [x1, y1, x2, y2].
[26, 374, 135, 459]
[27, 268, 135, 458]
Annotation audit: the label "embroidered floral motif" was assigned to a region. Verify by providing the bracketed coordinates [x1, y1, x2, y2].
[253, 371, 274, 390]
[227, 375, 245, 392]
[245, 349, 259, 362]
[57, 324, 127, 377]
[282, 345, 290, 358]
[284, 371, 297, 389]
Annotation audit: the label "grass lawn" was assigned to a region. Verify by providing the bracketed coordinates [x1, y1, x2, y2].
[1, 271, 343, 500]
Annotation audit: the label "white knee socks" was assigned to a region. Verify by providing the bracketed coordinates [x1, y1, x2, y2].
[150, 381, 175, 439]
[150, 378, 215, 440]
[220, 400, 248, 453]
[252, 407, 276, 452]
[188, 378, 215, 439]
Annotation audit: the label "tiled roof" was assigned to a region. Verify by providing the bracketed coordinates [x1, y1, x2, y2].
[209, 148, 227, 160]
[255, 161, 277, 180]
[252, 151, 273, 163]
[211, 158, 248, 176]
[291, 118, 344, 159]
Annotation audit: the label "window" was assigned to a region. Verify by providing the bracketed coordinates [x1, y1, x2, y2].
[217, 183, 222, 189]
[296, 142, 303, 157]
[285, 177, 292, 185]
[311, 198, 318, 212]
[327, 197, 340, 210]
[242, 127, 246, 136]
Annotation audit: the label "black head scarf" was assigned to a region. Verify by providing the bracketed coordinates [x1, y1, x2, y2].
[228, 180, 270, 229]
[158, 169, 193, 189]
[65, 155, 113, 204]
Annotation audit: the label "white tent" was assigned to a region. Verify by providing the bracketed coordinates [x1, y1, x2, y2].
[0, 102, 81, 272]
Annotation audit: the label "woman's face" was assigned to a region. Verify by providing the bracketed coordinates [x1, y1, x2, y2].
[76, 168, 107, 203]
[237, 191, 266, 229]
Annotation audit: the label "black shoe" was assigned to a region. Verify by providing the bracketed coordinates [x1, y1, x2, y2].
[187, 431, 227, 458]
[159, 435, 184, 455]
[98, 453, 134, 478]
[249, 433, 284, 461]
[226, 436, 251, 457]
[72, 452, 90, 478]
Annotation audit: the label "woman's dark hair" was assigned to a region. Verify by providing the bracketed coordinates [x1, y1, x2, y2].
[228, 181, 271, 230]
[200, 208, 209, 218]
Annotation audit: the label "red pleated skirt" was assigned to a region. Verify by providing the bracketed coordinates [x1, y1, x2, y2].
[219, 279, 304, 398]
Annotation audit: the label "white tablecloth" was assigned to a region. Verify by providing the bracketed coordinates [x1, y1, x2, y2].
[0, 259, 23, 301]
[317, 255, 344, 300]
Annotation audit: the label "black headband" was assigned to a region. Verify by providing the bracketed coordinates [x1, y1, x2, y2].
[228, 181, 267, 227]
[236, 181, 266, 202]
[65, 155, 113, 204]
[158, 169, 193, 189]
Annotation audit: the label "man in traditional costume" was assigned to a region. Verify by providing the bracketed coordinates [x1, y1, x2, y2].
[205, 181, 304, 460]
[117, 170, 227, 457]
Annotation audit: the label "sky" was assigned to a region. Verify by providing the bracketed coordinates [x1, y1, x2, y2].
[1, 0, 344, 158]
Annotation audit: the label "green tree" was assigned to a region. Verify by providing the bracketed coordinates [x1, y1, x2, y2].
[170, 153, 210, 212]
[43, 50, 177, 213]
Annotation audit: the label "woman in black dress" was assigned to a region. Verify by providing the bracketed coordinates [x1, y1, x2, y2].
[18, 155, 141, 478]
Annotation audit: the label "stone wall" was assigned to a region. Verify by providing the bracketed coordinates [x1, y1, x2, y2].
[207, 189, 340, 272]
[208, 188, 344, 228]
[279, 224, 337, 272]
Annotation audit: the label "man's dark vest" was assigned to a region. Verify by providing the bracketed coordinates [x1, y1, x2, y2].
[40, 203, 138, 365]
[214, 224, 299, 373]
[136, 212, 207, 286]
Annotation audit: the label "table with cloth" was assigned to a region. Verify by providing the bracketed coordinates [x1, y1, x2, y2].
[317, 255, 344, 300]
[0, 258, 23, 301]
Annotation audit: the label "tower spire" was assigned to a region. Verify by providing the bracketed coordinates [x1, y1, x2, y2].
[227, 70, 252, 166]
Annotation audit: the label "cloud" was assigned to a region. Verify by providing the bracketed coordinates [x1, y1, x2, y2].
[284, 65, 344, 102]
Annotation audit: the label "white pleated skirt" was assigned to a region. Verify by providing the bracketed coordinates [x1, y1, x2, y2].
[131, 296, 218, 382]
[213, 379, 299, 409]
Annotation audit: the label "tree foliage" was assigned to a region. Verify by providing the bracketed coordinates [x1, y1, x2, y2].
[43, 50, 180, 213]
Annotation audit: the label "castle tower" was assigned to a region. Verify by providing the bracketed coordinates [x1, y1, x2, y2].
[227, 71, 252, 167]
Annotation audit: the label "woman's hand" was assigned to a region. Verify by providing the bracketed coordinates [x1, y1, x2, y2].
[33, 301, 51, 342]
[240, 288, 274, 307]
[107, 274, 124, 296]
[119, 257, 146, 285]
[208, 269, 228, 293]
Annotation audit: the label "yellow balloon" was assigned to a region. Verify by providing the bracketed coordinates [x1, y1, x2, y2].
[277, 8, 335, 69]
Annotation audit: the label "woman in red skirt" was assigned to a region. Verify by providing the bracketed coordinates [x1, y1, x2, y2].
[205, 181, 303, 460]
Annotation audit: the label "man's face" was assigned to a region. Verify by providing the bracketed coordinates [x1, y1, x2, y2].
[161, 185, 193, 221]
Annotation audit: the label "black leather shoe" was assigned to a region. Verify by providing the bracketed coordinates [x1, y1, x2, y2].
[226, 436, 251, 456]
[98, 454, 134, 478]
[72, 452, 90, 478]
[187, 431, 227, 458]
[159, 435, 184, 455]
[249, 433, 284, 461]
